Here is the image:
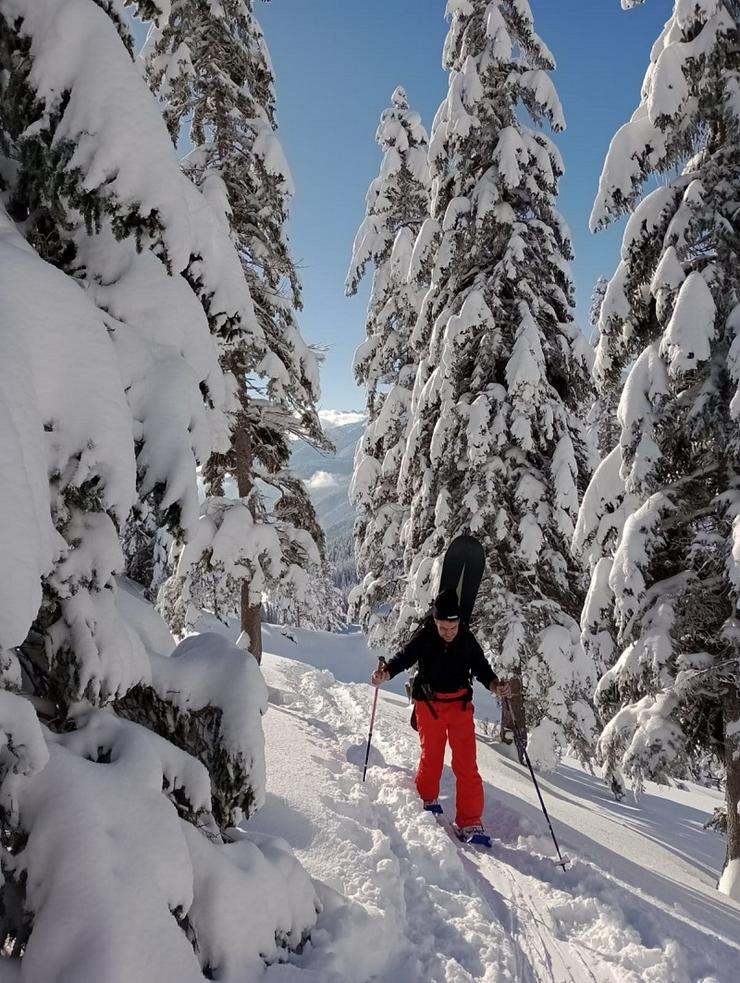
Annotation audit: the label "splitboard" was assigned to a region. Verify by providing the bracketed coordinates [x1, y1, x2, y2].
[439, 535, 530, 754]
[424, 803, 492, 849]
[438, 534, 485, 624]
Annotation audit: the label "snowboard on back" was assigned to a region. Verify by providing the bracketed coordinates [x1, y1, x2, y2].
[438, 534, 485, 624]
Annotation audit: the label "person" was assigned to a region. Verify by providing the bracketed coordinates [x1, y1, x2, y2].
[371, 588, 512, 840]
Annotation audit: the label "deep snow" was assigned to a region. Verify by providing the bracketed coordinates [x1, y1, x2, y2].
[243, 625, 739, 983]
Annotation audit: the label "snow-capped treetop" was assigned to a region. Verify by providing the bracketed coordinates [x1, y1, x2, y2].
[591, 0, 737, 231]
[346, 87, 430, 297]
[347, 87, 431, 648]
[591, 0, 740, 482]
[398, 0, 596, 764]
[145, 0, 328, 658]
[4, 0, 258, 345]
[145, 0, 322, 439]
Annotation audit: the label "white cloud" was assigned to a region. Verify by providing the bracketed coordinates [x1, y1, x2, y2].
[305, 470, 339, 490]
[318, 409, 365, 427]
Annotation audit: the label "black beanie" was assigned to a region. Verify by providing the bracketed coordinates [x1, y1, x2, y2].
[432, 588, 460, 621]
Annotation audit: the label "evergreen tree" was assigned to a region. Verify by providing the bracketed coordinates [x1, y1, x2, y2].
[586, 0, 740, 899]
[346, 86, 431, 648]
[0, 0, 256, 708]
[160, 493, 325, 635]
[588, 276, 609, 345]
[587, 275, 622, 458]
[397, 0, 596, 769]
[144, 0, 329, 661]
[328, 532, 360, 598]
[573, 447, 640, 800]
[263, 561, 348, 633]
[0, 0, 318, 971]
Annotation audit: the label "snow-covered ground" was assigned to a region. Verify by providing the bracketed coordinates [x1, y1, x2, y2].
[240, 626, 739, 983]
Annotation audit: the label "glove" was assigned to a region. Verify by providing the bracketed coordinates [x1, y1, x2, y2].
[490, 678, 513, 698]
[371, 657, 389, 687]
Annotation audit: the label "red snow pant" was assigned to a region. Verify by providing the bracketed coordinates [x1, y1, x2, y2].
[415, 690, 484, 828]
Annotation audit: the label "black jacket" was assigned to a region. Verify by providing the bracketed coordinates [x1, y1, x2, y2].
[385, 618, 497, 698]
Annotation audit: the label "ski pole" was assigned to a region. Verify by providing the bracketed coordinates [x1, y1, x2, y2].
[504, 696, 569, 872]
[362, 657, 387, 782]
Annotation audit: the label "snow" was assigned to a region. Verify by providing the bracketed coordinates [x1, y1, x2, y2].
[3, 589, 739, 981]
[518, 69, 565, 131]
[116, 576, 176, 658]
[8, 0, 256, 337]
[0, 691, 49, 788]
[590, 112, 668, 231]
[10, 735, 203, 983]
[0, 212, 135, 521]
[182, 823, 318, 979]
[718, 859, 740, 902]
[650, 245, 686, 297]
[1, 699, 316, 983]
[244, 635, 740, 982]
[573, 446, 639, 568]
[659, 271, 717, 376]
[0, 213, 62, 650]
[49, 574, 153, 703]
[649, 40, 690, 122]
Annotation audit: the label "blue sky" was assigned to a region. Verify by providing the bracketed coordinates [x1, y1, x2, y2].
[257, 0, 673, 411]
[134, 2, 674, 411]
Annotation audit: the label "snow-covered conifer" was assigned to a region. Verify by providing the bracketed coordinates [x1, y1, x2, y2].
[0, 0, 258, 705]
[586, 276, 622, 459]
[161, 507, 343, 634]
[144, 0, 328, 662]
[160, 495, 322, 635]
[346, 87, 431, 648]
[585, 0, 740, 898]
[397, 0, 597, 769]
[0, 0, 319, 971]
[588, 277, 609, 345]
[263, 564, 348, 633]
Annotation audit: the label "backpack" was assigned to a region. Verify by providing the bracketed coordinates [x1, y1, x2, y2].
[404, 615, 433, 731]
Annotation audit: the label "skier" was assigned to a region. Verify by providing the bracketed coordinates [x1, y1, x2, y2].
[371, 588, 512, 842]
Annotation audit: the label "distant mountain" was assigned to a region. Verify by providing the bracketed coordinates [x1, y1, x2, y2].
[291, 413, 365, 545]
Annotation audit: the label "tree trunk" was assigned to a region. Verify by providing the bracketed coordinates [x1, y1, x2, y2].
[723, 684, 740, 881]
[241, 580, 262, 663]
[232, 372, 262, 663]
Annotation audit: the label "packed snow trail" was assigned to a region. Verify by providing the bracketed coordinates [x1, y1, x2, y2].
[247, 648, 740, 983]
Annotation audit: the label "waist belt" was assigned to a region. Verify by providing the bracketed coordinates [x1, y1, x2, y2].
[430, 689, 470, 702]
[417, 687, 471, 718]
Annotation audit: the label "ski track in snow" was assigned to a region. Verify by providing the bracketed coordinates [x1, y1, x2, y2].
[251, 655, 739, 983]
